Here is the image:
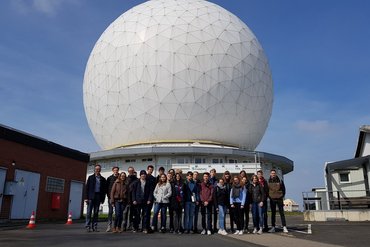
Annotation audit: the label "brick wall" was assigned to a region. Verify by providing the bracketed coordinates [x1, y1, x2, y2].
[0, 139, 88, 220]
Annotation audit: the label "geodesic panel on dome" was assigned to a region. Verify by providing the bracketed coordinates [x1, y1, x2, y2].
[83, 0, 273, 150]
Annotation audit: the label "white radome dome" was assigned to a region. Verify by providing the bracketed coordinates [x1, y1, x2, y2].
[83, 0, 273, 150]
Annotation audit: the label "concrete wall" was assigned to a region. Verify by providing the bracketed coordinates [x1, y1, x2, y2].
[304, 210, 370, 221]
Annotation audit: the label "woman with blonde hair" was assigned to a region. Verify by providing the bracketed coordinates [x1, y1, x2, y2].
[152, 174, 172, 232]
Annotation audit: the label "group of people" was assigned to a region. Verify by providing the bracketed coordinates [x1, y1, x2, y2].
[84, 164, 288, 235]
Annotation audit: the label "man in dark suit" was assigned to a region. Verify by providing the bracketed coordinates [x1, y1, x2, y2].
[85, 164, 107, 232]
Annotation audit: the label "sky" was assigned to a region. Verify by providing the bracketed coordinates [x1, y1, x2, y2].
[1, 0, 370, 206]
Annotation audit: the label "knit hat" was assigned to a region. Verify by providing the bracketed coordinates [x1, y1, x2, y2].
[140, 170, 147, 176]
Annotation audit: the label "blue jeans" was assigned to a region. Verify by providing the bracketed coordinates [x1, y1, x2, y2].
[114, 202, 126, 228]
[152, 203, 168, 229]
[218, 205, 226, 230]
[201, 203, 212, 231]
[184, 202, 195, 231]
[252, 202, 264, 229]
[85, 193, 101, 229]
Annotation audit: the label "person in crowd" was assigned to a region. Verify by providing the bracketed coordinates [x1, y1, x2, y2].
[110, 172, 128, 233]
[131, 170, 154, 233]
[241, 175, 252, 233]
[156, 166, 165, 183]
[193, 171, 201, 233]
[200, 172, 214, 235]
[250, 174, 265, 234]
[85, 164, 107, 232]
[230, 176, 246, 235]
[268, 169, 288, 233]
[168, 169, 176, 179]
[222, 171, 234, 233]
[146, 165, 156, 231]
[167, 173, 176, 233]
[239, 170, 247, 179]
[122, 166, 137, 231]
[183, 171, 199, 234]
[106, 166, 119, 232]
[152, 174, 172, 233]
[214, 178, 228, 235]
[174, 173, 185, 234]
[257, 170, 269, 232]
[209, 168, 218, 232]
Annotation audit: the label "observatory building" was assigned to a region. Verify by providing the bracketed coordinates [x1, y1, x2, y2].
[83, 0, 293, 183]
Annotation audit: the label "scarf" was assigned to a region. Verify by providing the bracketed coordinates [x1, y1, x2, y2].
[232, 184, 242, 198]
[258, 177, 266, 187]
[217, 183, 225, 190]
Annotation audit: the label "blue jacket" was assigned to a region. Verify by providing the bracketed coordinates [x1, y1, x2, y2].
[229, 186, 246, 206]
[183, 179, 200, 202]
[85, 174, 107, 203]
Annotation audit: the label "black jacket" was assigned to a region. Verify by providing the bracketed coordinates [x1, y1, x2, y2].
[85, 174, 107, 203]
[214, 185, 228, 206]
[249, 183, 265, 203]
[106, 174, 119, 199]
[131, 179, 154, 204]
[127, 174, 138, 204]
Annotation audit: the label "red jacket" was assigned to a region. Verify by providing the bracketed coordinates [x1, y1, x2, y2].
[200, 181, 214, 203]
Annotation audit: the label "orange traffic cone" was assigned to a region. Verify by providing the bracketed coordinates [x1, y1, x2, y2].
[26, 211, 36, 229]
[66, 212, 73, 225]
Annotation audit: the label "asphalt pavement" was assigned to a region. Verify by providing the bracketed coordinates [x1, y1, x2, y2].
[0, 215, 369, 247]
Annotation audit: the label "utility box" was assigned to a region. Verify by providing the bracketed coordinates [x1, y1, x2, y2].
[4, 181, 16, 196]
[51, 193, 61, 209]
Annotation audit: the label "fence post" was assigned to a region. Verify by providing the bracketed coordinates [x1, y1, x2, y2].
[337, 191, 341, 210]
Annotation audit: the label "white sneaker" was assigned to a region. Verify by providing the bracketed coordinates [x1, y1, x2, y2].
[207, 230, 211, 235]
[252, 228, 257, 234]
[221, 230, 228, 235]
[283, 226, 288, 233]
[234, 230, 239, 235]
[238, 230, 243, 235]
[268, 227, 275, 233]
[106, 226, 111, 232]
[201, 229, 206, 235]
[217, 229, 222, 234]
[257, 229, 263, 235]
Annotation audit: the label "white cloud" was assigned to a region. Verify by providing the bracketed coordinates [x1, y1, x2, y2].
[295, 120, 330, 133]
[33, 0, 62, 15]
[11, 0, 79, 16]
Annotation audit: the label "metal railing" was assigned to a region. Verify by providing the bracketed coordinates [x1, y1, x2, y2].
[302, 189, 370, 211]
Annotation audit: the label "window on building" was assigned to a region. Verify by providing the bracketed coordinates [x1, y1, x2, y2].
[212, 158, 223, 164]
[177, 158, 190, 164]
[228, 159, 237, 163]
[46, 177, 65, 193]
[125, 159, 136, 163]
[194, 158, 206, 164]
[339, 172, 350, 183]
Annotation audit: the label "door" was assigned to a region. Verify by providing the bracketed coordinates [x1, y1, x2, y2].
[0, 168, 6, 214]
[68, 181, 83, 219]
[11, 169, 40, 219]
